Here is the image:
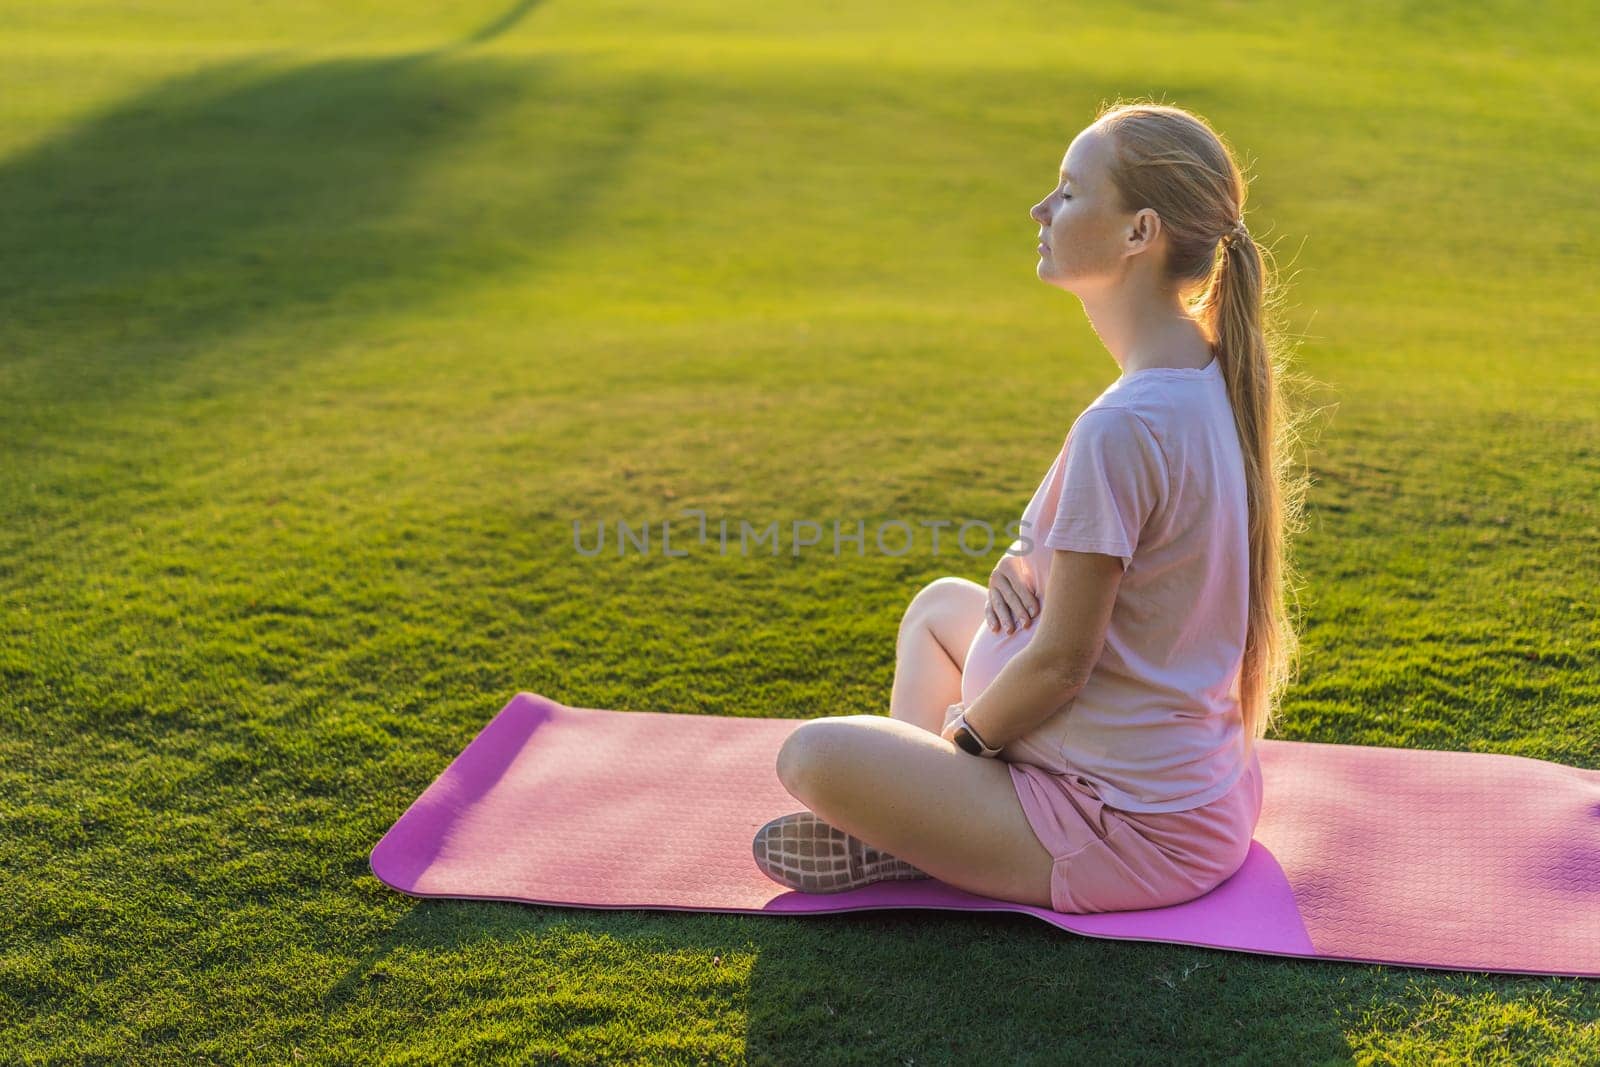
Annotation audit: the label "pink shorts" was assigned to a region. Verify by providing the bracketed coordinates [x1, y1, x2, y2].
[1006, 746, 1264, 914]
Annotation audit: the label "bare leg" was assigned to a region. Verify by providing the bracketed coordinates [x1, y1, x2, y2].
[771, 715, 1058, 908]
[756, 577, 1055, 905]
[889, 577, 989, 734]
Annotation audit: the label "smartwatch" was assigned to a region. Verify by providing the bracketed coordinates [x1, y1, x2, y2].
[952, 709, 1003, 758]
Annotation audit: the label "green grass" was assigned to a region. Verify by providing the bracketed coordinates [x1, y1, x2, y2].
[2, 0, 1598, 1061]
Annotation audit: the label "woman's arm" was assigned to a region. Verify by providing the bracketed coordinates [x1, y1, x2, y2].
[958, 548, 1123, 749]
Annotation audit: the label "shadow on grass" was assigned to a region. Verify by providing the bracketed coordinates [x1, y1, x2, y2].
[320, 899, 1373, 1061]
[0, 0, 648, 419]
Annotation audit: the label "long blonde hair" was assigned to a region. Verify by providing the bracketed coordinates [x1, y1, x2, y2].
[1093, 100, 1319, 748]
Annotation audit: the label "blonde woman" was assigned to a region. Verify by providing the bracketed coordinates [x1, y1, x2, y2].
[753, 102, 1308, 913]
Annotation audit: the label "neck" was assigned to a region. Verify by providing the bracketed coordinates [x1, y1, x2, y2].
[1078, 288, 1213, 376]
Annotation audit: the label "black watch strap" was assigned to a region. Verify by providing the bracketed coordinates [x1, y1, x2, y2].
[953, 713, 1000, 757]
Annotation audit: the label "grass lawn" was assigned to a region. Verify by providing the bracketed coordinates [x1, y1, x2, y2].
[2, 0, 1597, 1061]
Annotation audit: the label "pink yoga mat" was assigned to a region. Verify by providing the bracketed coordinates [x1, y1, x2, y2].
[369, 693, 1600, 978]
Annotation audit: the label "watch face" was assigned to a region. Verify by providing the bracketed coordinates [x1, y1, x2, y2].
[954, 728, 982, 756]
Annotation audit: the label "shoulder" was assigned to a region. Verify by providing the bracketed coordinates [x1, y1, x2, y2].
[1069, 404, 1163, 451]
[1065, 404, 1172, 495]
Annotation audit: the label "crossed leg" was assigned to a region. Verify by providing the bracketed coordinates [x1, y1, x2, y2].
[774, 578, 1058, 909]
[888, 576, 985, 734]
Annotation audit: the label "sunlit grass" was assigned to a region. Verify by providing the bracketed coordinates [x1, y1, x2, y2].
[2, 0, 1596, 1061]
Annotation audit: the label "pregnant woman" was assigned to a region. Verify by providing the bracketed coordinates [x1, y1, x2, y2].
[752, 101, 1309, 913]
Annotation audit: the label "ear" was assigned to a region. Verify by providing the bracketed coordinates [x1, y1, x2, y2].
[1128, 206, 1163, 252]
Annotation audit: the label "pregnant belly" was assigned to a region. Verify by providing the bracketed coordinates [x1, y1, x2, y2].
[955, 618, 1068, 768]
[959, 618, 1040, 707]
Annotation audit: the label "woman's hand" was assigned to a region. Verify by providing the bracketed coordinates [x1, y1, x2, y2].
[986, 550, 1040, 634]
[939, 702, 968, 743]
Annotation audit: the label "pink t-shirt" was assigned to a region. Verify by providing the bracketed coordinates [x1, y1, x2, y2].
[960, 355, 1250, 813]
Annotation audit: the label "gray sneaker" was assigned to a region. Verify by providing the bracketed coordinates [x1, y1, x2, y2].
[752, 810, 932, 893]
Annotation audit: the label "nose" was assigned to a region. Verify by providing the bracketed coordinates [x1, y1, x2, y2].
[1030, 199, 1049, 226]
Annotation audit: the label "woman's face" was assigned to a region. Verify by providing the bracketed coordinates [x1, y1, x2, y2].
[1030, 125, 1130, 290]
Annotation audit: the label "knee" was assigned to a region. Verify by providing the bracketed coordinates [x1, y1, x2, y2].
[898, 576, 969, 639]
[775, 722, 820, 793]
[775, 718, 847, 794]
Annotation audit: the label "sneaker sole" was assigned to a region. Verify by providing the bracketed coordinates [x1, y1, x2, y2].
[752, 810, 931, 893]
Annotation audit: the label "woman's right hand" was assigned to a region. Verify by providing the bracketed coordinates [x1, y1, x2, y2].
[986, 550, 1040, 634]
